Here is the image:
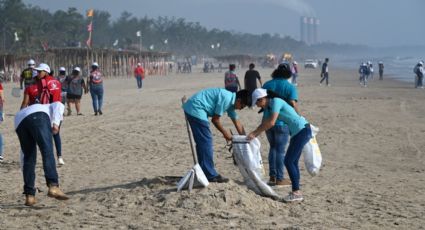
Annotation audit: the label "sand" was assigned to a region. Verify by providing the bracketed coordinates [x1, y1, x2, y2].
[0, 66, 424, 229]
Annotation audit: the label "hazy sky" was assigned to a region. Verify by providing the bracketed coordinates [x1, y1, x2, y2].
[23, 0, 425, 47]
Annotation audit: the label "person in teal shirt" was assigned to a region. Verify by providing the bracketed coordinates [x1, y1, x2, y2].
[248, 88, 311, 203]
[262, 62, 300, 187]
[183, 88, 249, 183]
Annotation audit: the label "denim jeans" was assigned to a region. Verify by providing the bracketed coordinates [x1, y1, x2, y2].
[185, 113, 218, 180]
[0, 133, 3, 158]
[53, 122, 62, 157]
[292, 73, 298, 84]
[225, 86, 238, 93]
[265, 125, 289, 180]
[16, 112, 59, 195]
[136, 76, 143, 89]
[320, 73, 329, 85]
[284, 125, 312, 191]
[90, 84, 104, 112]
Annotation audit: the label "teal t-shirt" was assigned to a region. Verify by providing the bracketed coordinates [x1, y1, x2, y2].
[263, 98, 308, 136]
[183, 88, 238, 122]
[263, 78, 298, 126]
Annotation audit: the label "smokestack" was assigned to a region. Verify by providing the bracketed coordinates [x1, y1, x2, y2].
[300, 16, 308, 44]
[306, 17, 314, 45]
[313, 18, 319, 44]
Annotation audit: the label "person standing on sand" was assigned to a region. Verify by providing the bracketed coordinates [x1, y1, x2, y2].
[88, 62, 104, 115]
[0, 78, 4, 162]
[224, 64, 241, 93]
[262, 62, 300, 187]
[248, 88, 311, 203]
[320, 58, 330, 86]
[20, 59, 37, 90]
[291, 61, 299, 86]
[15, 102, 69, 206]
[244, 63, 262, 96]
[134, 63, 145, 90]
[378, 61, 384, 80]
[414, 61, 424, 89]
[66, 67, 87, 116]
[182, 88, 249, 183]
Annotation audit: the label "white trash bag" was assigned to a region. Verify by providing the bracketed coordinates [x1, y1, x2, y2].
[302, 124, 322, 176]
[232, 135, 278, 199]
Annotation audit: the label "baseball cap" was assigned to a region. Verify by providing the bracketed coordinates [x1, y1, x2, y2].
[137, 63, 141, 66]
[27, 59, 35, 66]
[251, 88, 267, 107]
[73, 67, 81, 72]
[34, 63, 51, 74]
[92, 62, 99, 67]
[59, 67, 66, 72]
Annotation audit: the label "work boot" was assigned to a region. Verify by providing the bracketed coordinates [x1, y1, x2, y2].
[275, 179, 292, 188]
[267, 176, 276, 186]
[47, 186, 69, 200]
[25, 195, 36, 206]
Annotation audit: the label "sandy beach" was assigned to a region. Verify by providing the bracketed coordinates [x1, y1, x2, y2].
[0, 66, 424, 229]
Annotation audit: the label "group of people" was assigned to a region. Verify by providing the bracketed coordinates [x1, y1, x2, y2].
[2, 59, 105, 206]
[358, 61, 384, 87]
[183, 62, 311, 202]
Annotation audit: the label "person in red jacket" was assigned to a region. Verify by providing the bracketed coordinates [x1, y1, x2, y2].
[21, 63, 62, 108]
[134, 63, 145, 89]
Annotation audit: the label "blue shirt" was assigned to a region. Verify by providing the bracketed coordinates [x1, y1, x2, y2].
[264, 98, 308, 136]
[183, 88, 238, 122]
[263, 79, 298, 126]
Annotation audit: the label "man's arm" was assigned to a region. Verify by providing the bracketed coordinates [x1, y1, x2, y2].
[231, 118, 245, 135]
[289, 99, 300, 114]
[211, 115, 232, 141]
[20, 93, 30, 109]
[247, 112, 278, 140]
[19, 72, 24, 89]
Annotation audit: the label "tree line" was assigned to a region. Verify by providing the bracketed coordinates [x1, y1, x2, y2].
[0, 0, 367, 58]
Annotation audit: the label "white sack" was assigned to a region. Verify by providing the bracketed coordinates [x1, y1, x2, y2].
[302, 124, 322, 176]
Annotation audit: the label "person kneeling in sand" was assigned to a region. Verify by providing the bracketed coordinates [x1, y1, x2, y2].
[182, 88, 249, 183]
[15, 101, 69, 206]
[247, 88, 311, 202]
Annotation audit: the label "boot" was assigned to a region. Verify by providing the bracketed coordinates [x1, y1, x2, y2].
[47, 186, 69, 200]
[25, 195, 36, 206]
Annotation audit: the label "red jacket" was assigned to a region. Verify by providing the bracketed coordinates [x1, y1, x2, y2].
[25, 75, 62, 105]
[134, 66, 145, 79]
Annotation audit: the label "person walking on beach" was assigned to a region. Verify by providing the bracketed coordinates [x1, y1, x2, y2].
[244, 63, 262, 96]
[0, 79, 4, 162]
[359, 63, 369, 87]
[320, 58, 330, 86]
[134, 63, 145, 90]
[262, 62, 300, 187]
[20, 59, 37, 89]
[182, 88, 249, 183]
[20, 63, 65, 165]
[414, 61, 424, 89]
[56, 67, 68, 105]
[15, 101, 69, 206]
[88, 62, 104, 115]
[224, 64, 241, 93]
[378, 61, 384, 80]
[291, 61, 299, 86]
[368, 61, 374, 80]
[248, 88, 312, 202]
[66, 67, 87, 116]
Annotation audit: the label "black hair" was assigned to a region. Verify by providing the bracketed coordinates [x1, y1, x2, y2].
[249, 63, 255, 69]
[229, 64, 236, 70]
[271, 63, 292, 79]
[236, 89, 250, 107]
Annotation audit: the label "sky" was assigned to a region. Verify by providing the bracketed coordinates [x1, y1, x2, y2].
[23, 0, 425, 47]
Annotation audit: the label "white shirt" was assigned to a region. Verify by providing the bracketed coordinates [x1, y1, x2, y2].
[14, 102, 64, 130]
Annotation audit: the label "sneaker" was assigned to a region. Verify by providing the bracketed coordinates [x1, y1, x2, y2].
[47, 186, 69, 200]
[58, 157, 65, 165]
[94, 112, 98, 116]
[267, 176, 276, 186]
[25, 195, 36, 206]
[98, 110, 103, 115]
[208, 175, 229, 183]
[77, 113, 83, 116]
[283, 192, 304, 203]
[275, 179, 292, 187]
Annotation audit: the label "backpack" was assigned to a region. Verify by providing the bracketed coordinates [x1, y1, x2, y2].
[38, 78, 53, 104]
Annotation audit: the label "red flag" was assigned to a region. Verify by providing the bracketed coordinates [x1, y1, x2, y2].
[87, 22, 93, 32]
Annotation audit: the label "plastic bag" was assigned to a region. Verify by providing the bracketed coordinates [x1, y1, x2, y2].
[232, 135, 278, 198]
[302, 125, 322, 176]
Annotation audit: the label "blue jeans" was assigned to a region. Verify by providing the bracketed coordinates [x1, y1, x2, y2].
[0, 133, 3, 158]
[320, 73, 329, 85]
[90, 84, 104, 112]
[185, 113, 218, 180]
[16, 112, 59, 195]
[284, 125, 312, 191]
[292, 73, 298, 84]
[53, 122, 62, 157]
[265, 125, 289, 180]
[225, 86, 238, 93]
[136, 76, 143, 89]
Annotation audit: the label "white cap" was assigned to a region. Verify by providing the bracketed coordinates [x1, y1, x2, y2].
[73, 67, 81, 72]
[419, 61, 424, 65]
[59, 67, 66, 72]
[293, 61, 297, 64]
[251, 88, 268, 107]
[27, 59, 35, 66]
[34, 63, 50, 74]
[0, 70, 4, 75]
[137, 63, 141, 66]
[92, 62, 99, 67]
